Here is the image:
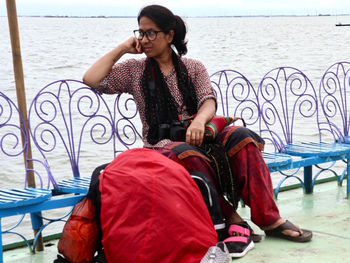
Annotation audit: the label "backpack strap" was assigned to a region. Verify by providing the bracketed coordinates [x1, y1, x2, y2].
[87, 163, 110, 253]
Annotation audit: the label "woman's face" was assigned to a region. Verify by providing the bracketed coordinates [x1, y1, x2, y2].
[138, 16, 174, 59]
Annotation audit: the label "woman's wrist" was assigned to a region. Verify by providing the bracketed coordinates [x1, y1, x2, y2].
[193, 115, 208, 126]
[111, 45, 127, 63]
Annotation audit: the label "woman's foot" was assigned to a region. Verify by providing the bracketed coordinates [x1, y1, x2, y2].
[262, 218, 302, 237]
[263, 219, 313, 242]
[226, 212, 262, 242]
[224, 221, 255, 258]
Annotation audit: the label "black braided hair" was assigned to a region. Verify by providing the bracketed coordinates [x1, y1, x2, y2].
[172, 52, 198, 114]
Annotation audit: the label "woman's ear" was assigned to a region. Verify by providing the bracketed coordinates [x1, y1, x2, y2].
[167, 30, 175, 44]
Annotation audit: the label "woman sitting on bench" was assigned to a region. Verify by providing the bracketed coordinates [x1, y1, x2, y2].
[83, 4, 312, 258]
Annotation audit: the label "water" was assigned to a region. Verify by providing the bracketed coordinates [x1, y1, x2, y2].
[1, 15, 350, 101]
[1, 15, 350, 244]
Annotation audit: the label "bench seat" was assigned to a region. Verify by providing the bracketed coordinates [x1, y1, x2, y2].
[285, 142, 350, 157]
[0, 189, 52, 212]
[55, 177, 91, 194]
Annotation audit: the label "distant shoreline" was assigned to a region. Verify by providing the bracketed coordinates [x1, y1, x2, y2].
[1, 14, 350, 18]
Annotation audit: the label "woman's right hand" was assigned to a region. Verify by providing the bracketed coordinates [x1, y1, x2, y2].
[122, 37, 143, 55]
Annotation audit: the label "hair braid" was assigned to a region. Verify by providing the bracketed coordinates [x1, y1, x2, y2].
[172, 52, 198, 115]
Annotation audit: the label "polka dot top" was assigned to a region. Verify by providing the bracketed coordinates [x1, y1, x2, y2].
[99, 57, 216, 148]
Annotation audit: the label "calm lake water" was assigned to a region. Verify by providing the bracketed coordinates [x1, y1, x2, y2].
[1, 15, 350, 244]
[1, 15, 350, 100]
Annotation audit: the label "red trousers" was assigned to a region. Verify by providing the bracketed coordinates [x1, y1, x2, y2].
[221, 143, 281, 227]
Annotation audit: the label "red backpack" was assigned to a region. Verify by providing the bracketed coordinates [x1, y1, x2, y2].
[99, 148, 217, 263]
[57, 197, 98, 263]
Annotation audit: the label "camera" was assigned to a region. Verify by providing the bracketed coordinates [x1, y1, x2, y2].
[158, 121, 186, 141]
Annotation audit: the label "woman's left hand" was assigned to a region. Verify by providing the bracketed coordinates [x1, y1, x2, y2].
[185, 98, 216, 146]
[186, 120, 205, 146]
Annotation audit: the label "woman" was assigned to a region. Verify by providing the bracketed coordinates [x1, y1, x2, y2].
[83, 4, 312, 258]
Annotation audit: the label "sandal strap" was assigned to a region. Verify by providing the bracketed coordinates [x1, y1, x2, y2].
[228, 224, 251, 237]
[266, 220, 302, 235]
[224, 236, 248, 244]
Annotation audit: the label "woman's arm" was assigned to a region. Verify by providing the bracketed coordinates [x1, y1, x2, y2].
[82, 37, 142, 89]
[186, 98, 216, 146]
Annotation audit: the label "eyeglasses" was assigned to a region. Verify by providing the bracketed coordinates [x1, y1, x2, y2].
[133, 29, 165, 41]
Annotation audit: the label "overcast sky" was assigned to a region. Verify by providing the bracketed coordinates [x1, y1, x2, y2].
[2, 0, 350, 17]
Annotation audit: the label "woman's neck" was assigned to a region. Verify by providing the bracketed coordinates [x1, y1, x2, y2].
[153, 48, 174, 75]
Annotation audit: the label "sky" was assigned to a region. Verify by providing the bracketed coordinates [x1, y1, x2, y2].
[1, 0, 350, 17]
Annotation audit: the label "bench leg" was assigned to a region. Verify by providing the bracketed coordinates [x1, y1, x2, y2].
[304, 165, 313, 194]
[0, 219, 3, 263]
[347, 156, 350, 199]
[30, 212, 44, 251]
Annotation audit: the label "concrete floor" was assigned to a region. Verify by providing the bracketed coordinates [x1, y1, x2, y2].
[3, 181, 350, 263]
[236, 182, 350, 263]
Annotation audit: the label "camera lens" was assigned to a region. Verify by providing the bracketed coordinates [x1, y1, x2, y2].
[170, 122, 186, 141]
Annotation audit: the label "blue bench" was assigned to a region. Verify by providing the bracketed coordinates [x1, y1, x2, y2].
[210, 67, 350, 197]
[1, 62, 349, 262]
[0, 90, 85, 262]
[256, 65, 350, 196]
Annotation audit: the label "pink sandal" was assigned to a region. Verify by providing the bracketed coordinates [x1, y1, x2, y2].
[224, 222, 255, 258]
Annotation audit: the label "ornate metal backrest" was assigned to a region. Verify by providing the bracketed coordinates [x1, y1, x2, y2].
[210, 69, 260, 130]
[0, 91, 28, 188]
[28, 80, 116, 188]
[319, 61, 350, 143]
[258, 67, 319, 152]
[112, 93, 143, 154]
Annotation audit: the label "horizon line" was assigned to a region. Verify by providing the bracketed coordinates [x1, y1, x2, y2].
[2, 13, 350, 18]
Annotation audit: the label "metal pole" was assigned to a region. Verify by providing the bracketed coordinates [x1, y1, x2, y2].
[6, 0, 44, 252]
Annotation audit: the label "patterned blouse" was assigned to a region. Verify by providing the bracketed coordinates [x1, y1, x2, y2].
[99, 57, 216, 148]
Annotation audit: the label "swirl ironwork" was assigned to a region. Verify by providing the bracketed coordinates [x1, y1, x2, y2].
[28, 80, 115, 181]
[319, 61, 350, 143]
[113, 93, 142, 154]
[258, 67, 318, 151]
[0, 92, 28, 158]
[210, 69, 260, 127]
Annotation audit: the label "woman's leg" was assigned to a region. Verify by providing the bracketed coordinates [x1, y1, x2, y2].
[219, 127, 309, 238]
[229, 143, 281, 227]
[217, 126, 280, 227]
